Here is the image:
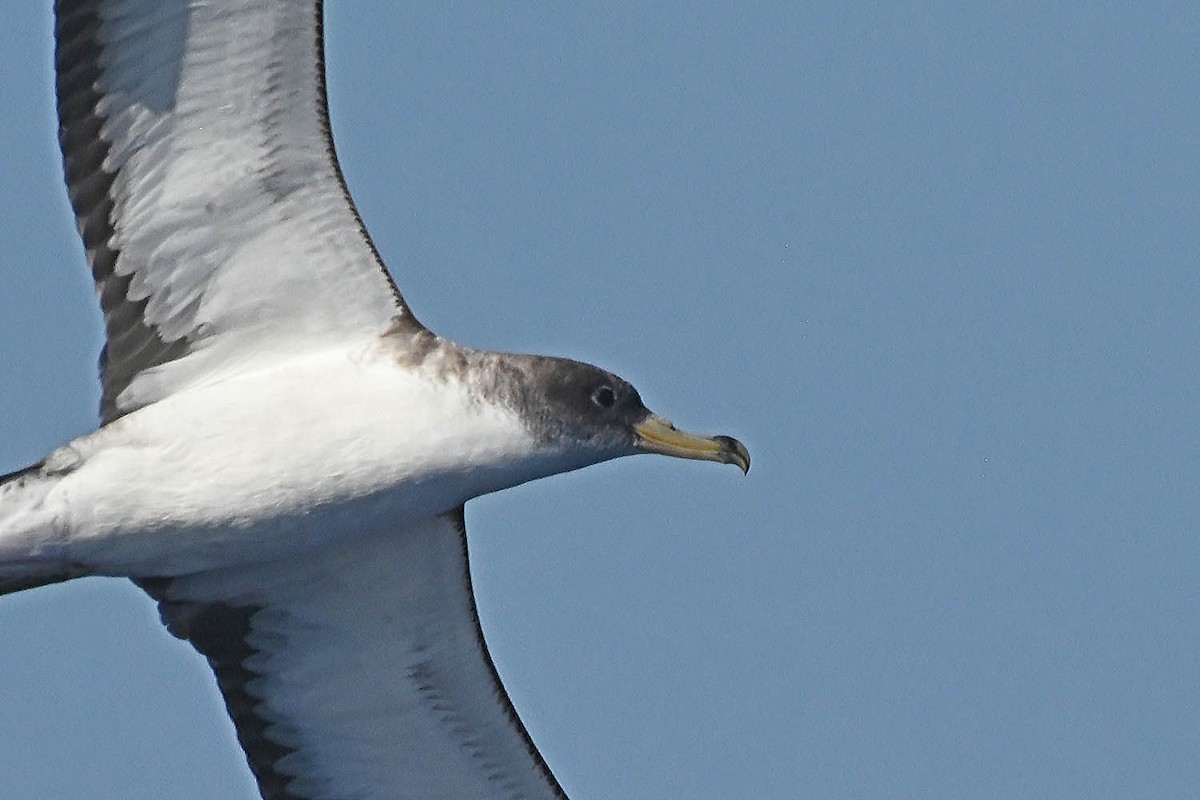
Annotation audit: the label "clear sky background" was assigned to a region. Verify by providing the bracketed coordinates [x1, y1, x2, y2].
[1, 3, 1197, 799]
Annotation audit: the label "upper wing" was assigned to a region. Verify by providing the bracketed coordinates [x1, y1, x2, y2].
[138, 509, 569, 800]
[55, 0, 420, 422]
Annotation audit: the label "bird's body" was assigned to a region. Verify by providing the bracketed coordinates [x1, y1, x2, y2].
[2, 1, 748, 797]
[2, 340, 551, 579]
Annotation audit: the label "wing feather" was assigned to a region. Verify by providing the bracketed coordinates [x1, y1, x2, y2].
[55, 0, 420, 422]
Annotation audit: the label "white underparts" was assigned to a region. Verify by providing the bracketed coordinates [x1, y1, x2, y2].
[0, 343, 549, 578]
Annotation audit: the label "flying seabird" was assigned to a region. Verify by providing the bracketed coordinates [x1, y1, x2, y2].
[0, 1, 750, 798]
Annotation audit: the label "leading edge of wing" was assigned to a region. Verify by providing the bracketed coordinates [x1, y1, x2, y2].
[137, 508, 568, 800]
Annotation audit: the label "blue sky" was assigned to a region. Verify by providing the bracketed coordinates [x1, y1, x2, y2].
[2, 3, 1198, 798]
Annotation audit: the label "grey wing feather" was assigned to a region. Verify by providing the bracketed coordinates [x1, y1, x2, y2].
[54, 0, 422, 422]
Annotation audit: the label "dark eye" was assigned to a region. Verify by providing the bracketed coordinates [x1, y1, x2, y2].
[591, 384, 616, 409]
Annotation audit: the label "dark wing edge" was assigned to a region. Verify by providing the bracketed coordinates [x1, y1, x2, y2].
[446, 506, 570, 799]
[310, 0, 409, 315]
[135, 581, 306, 800]
[55, 0, 189, 423]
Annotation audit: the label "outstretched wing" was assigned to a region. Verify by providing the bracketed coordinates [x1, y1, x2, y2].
[138, 509, 569, 800]
[55, 0, 421, 422]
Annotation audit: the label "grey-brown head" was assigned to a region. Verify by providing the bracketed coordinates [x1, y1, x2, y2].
[504, 354, 750, 474]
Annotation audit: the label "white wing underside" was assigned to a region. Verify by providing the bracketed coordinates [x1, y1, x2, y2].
[57, 0, 414, 422]
[140, 510, 567, 800]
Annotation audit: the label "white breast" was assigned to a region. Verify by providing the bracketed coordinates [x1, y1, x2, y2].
[43, 344, 541, 576]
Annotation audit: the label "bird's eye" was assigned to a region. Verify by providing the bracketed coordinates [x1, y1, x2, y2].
[591, 385, 616, 409]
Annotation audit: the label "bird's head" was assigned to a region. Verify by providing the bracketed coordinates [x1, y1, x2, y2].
[511, 355, 750, 475]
